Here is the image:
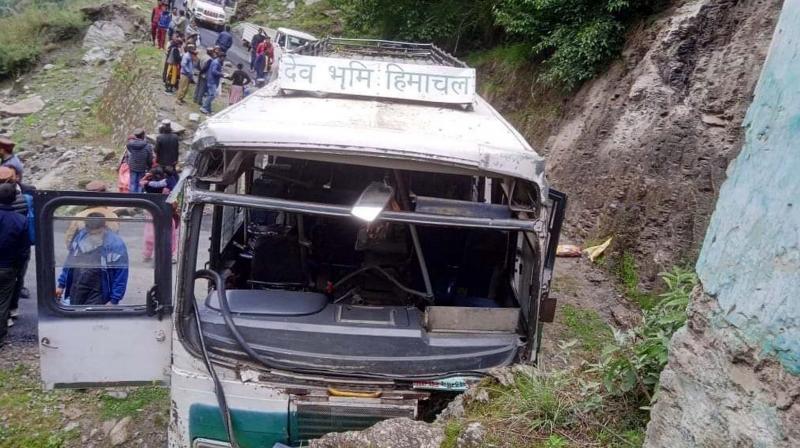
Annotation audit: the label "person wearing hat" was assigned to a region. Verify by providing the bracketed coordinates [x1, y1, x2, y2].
[126, 129, 153, 193]
[194, 47, 216, 106]
[56, 213, 129, 306]
[177, 45, 198, 104]
[0, 182, 30, 343]
[0, 137, 23, 184]
[201, 51, 226, 115]
[64, 181, 120, 249]
[154, 119, 180, 183]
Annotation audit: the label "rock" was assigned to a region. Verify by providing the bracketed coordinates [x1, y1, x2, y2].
[89, 428, 99, 439]
[63, 421, 80, 432]
[310, 418, 444, 448]
[41, 130, 58, 140]
[456, 422, 485, 448]
[82, 21, 126, 49]
[80, 3, 147, 36]
[105, 390, 128, 400]
[57, 150, 77, 163]
[700, 113, 728, 127]
[169, 121, 186, 135]
[43, 64, 56, 71]
[57, 119, 66, 128]
[188, 113, 200, 123]
[101, 419, 117, 437]
[0, 95, 45, 117]
[82, 47, 112, 65]
[108, 416, 132, 446]
[101, 147, 117, 161]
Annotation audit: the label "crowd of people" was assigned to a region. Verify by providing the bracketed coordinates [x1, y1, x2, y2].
[150, 0, 273, 114]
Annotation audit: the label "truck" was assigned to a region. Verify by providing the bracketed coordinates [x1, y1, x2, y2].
[32, 38, 565, 447]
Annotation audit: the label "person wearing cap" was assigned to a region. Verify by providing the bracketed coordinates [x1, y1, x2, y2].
[56, 213, 129, 306]
[0, 137, 23, 184]
[174, 10, 188, 39]
[64, 181, 120, 249]
[194, 47, 216, 106]
[0, 182, 30, 343]
[154, 120, 180, 181]
[201, 51, 225, 115]
[126, 129, 154, 193]
[176, 45, 197, 104]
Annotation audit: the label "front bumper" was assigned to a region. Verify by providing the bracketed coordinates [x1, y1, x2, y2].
[194, 11, 226, 26]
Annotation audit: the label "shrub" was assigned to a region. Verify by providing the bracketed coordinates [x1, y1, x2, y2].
[591, 267, 697, 404]
[494, 0, 665, 89]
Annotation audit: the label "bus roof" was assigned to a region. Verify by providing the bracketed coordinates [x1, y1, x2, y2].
[194, 84, 547, 194]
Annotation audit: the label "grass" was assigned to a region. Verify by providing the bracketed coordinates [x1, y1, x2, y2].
[466, 44, 531, 71]
[440, 420, 463, 448]
[99, 385, 169, 419]
[0, 364, 81, 448]
[246, 0, 341, 37]
[617, 252, 658, 310]
[0, 2, 88, 79]
[561, 304, 613, 354]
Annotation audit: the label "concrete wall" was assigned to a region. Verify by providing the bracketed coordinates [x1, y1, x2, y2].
[696, 1, 800, 375]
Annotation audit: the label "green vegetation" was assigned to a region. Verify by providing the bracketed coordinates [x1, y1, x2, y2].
[333, 0, 665, 89]
[0, 364, 80, 448]
[444, 267, 695, 446]
[592, 267, 697, 404]
[0, 1, 87, 78]
[561, 304, 613, 354]
[616, 252, 658, 310]
[99, 385, 170, 419]
[440, 420, 463, 448]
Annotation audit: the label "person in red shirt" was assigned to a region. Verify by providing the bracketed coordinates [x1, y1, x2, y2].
[255, 36, 275, 81]
[150, 0, 165, 46]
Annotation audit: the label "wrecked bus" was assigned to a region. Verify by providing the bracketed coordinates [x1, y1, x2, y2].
[32, 39, 565, 447]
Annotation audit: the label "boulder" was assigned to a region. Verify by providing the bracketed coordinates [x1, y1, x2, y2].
[83, 21, 126, 49]
[81, 2, 147, 36]
[108, 416, 132, 446]
[43, 64, 56, 71]
[0, 95, 45, 117]
[310, 418, 444, 448]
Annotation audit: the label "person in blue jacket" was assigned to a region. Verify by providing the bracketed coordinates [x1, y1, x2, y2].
[215, 24, 233, 53]
[201, 51, 226, 115]
[56, 213, 129, 306]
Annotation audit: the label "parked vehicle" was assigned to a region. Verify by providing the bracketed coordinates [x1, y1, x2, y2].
[32, 39, 565, 448]
[187, 0, 237, 30]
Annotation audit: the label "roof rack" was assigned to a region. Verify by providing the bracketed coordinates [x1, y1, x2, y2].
[295, 38, 469, 68]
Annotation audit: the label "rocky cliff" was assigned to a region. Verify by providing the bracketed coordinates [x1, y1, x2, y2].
[490, 0, 783, 283]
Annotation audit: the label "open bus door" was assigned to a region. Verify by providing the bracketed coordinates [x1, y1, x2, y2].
[33, 191, 175, 389]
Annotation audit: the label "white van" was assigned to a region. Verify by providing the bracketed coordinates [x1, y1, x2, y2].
[32, 39, 565, 447]
[187, 0, 237, 30]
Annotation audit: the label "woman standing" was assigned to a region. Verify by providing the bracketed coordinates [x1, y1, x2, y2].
[163, 37, 183, 94]
[228, 63, 252, 105]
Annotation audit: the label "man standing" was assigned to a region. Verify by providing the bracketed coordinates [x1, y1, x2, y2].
[174, 10, 188, 39]
[194, 47, 215, 106]
[215, 25, 233, 53]
[0, 137, 23, 183]
[126, 129, 153, 193]
[0, 183, 29, 343]
[154, 120, 180, 183]
[255, 36, 274, 81]
[150, 0, 164, 46]
[156, 2, 171, 50]
[177, 44, 197, 104]
[201, 51, 225, 115]
[56, 214, 129, 306]
[163, 36, 183, 93]
[249, 28, 267, 71]
[0, 167, 32, 329]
